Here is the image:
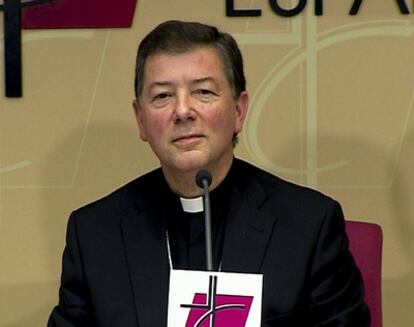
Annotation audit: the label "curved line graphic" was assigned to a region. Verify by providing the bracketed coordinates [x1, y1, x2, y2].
[0, 0, 56, 10]
[194, 304, 246, 327]
[244, 21, 414, 175]
[318, 20, 412, 39]
[20, 0, 57, 8]
[0, 31, 96, 52]
[0, 161, 31, 174]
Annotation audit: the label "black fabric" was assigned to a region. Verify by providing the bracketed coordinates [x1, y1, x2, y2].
[4, 0, 22, 97]
[166, 162, 234, 271]
[48, 158, 370, 327]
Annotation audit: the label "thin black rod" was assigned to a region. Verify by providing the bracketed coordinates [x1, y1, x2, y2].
[202, 179, 214, 271]
[4, 0, 22, 97]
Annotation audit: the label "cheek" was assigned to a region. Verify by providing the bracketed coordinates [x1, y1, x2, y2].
[144, 114, 168, 138]
[208, 110, 237, 136]
[207, 110, 225, 127]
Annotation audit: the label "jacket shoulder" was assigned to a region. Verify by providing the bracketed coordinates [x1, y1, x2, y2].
[236, 159, 336, 204]
[234, 159, 339, 220]
[71, 168, 163, 224]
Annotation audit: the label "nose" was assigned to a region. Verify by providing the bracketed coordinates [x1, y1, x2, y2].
[173, 93, 196, 124]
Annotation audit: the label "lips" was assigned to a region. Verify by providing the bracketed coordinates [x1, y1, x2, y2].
[172, 134, 204, 144]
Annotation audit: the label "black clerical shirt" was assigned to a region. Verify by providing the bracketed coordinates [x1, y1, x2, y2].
[164, 164, 235, 271]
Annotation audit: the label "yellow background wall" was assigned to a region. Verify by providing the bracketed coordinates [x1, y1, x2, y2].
[1, 1, 413, 325]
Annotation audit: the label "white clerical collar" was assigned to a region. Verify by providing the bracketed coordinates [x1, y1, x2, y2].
[180, 196, 204, 213]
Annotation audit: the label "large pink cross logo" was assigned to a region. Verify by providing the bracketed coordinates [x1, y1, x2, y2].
[181, 275, 254, 327]
[1, 0, 137, 97]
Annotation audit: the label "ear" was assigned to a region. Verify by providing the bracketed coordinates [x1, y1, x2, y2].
[132, 99, 148, 142]
[233, 91, 249, 134]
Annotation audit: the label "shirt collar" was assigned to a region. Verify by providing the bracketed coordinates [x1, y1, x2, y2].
[179, 196, 204, 213]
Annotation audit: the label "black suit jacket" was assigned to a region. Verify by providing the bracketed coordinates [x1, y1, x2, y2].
[48, 159, 369, 326]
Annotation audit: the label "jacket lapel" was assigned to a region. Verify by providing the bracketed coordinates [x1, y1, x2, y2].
[221, 170, 277, 273]
[121, 204, 170, 327]
[119, 161, 277, 326]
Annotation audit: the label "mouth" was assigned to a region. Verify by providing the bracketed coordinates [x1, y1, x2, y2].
[172, 134, 204, 145]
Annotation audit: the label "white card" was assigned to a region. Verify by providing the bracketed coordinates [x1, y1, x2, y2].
[168, 270, 263, 327]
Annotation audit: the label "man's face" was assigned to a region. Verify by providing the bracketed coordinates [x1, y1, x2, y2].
[133, 46, 248, 175]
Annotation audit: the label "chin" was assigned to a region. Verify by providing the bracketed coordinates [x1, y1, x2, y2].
[171, 152, 210, 172]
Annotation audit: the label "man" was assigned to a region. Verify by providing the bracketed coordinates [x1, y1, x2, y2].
[49, 20, 370, 326]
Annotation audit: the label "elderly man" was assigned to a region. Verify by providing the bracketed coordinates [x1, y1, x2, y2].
[49, 20, 370, 326]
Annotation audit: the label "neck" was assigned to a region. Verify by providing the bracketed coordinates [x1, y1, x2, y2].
[162, 157, 234, 198]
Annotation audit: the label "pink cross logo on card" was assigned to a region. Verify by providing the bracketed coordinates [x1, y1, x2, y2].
[181, 275, 253, 327]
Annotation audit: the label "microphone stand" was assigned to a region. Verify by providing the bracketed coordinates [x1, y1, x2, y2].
[196, 170, 214, 272]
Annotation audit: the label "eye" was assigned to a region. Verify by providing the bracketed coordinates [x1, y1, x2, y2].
[197, 89, 213, 95]
[193, 89, 218, 103]
[153, 92, 171, 101]
[194, 89, 218, 99]
[150, 92, 173, 107]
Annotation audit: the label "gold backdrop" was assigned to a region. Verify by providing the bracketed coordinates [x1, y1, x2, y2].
[1, 1, 413, 326]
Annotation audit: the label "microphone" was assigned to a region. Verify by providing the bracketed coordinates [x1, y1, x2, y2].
[195, 169, 214, 271]
[196, 169, 212, 188]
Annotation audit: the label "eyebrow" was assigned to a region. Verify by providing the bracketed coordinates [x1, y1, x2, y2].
[147, 77, 219, 91]
[191, 77, 217, 85]
[148, 81, 173, 89]
[190, 77, 222, 92]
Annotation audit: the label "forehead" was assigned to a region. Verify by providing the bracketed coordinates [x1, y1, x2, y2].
[143, 47, 226, 83]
